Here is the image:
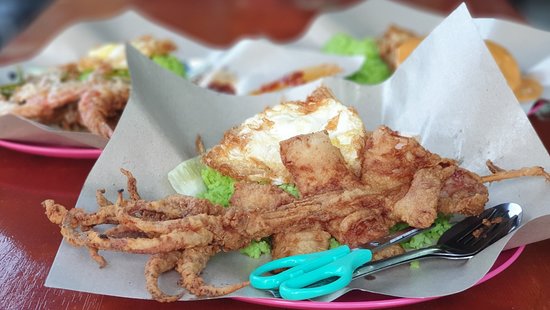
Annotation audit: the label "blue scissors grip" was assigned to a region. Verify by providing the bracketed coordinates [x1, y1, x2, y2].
[250, 246, 351, 290]
[279, 248, 372, 300]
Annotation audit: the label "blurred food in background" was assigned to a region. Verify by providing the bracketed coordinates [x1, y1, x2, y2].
[323, 25, 543, 103]
[0, 36, 185, 138]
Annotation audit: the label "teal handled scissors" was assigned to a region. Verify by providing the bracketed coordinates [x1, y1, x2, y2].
[250, 226, 428, 300]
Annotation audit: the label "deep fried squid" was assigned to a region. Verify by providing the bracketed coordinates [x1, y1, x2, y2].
[43, 128, 549, 302]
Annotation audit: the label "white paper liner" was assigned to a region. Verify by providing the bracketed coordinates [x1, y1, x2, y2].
[196, 38, 363, 95]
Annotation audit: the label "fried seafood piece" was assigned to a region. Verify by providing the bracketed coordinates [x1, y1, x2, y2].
[438, 167, 488, 216]
[145, 251, 185, 303]
[377, 25, 418, 70]
[280, 130, 362, 197]
[9, 66, 84, 122]
[176, 246, 249, 297]
[360, 126, 490, 218]
[145, 246, 249, 301]
[230, 182, 295, 212]
[253, 188, 391, 248]
[482, 160, 550, 183]
[360, 126, 444, 193]
[44, 156, 550, 302]
[77, 77, 130, 138]
[271, 226, 330, 260]
[372, 244, 405, 261]
[392, 164, 457, 228]
[4, 63, 131, 137]
[276, 131, 361, 257]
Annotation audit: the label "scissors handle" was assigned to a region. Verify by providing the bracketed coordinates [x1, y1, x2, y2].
[278, 248, 372, 300]
[250, 246, 351, 290]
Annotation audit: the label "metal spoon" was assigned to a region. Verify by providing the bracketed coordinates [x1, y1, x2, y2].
[351, 202, 522, 279]
[267, 202, 522, 299]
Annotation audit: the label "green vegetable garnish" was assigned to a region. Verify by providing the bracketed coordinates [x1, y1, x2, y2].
[400, 214, 452, 251]
[152, 54, 186, 77]
[278, 183, 300, 198]
[240, 239, 271, 259]
[323, 33, 391, 84]
[167, 156, 206, 196]
[0, 84, 20, 98]
[79, 69, 93, 81]
[198, 167, 235, 207]
[109, 69, 131, 79]
[329, 237, 341, 249]
[388, 214, 453, 268]
[1, 67, 25, 98]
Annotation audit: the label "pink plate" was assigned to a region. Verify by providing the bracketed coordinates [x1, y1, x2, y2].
[0, 139, 102, 159]
[235, 246, 524, 309]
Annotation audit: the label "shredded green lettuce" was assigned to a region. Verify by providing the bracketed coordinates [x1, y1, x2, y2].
[198, 167, 235, 207]
[78, 69, 93, 81]
[152, 54, 186, 77]
[109, 69, 131, 79]
[323, 33, 391, 84]
[400, 214, 453, 250]
[168, 156, 206, 196]
[389, 214, 452, 268]
[240, 239, 271, 259]
[79, 68, 130, 81]
[329, 237, 341, 249]
[278, 183, 300, 198]
[1, 67, 25, 98]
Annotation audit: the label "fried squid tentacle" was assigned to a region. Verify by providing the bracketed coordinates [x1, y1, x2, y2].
[482, 160, 550, 183]
[145, 251, 185, 303]
[77, 79, 129, 138]
[120, 168, 141, 201]
[87, 247, 107, 268]
[96, 189, 113, 207]
[176, 246, 248, 297]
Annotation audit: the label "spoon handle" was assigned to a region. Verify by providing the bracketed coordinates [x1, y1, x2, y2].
[351, 247, 448, 279]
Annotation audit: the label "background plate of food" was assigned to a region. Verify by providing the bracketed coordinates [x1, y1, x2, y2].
[290, 0, 550, 112]
[0, 9, 363, 158]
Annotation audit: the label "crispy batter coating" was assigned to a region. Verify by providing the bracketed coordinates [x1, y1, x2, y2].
[280, 131, 362, 197]
[271, 226, 330, 260]
[377, 25, 418, 70]
[361, 126, 444, 193]
[176, 246, 248, 297]
[481, 160, 550, 183]
[77, 78, 129, 138]
[145, 251, 185, 303]
[438, 168, 488, 216]
[372, 244, 405, 261]
[230, 182, 294, 212]
[392, 165, 455, 228]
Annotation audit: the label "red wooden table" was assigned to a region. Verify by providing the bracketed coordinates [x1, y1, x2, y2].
[1, 1, 549, 309]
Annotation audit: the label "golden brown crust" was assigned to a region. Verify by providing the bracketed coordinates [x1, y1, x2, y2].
[377, 25, 418, 70]
[280, 131, 361, 197]
[372, 244, 405, 261]
[271, 226, 330, 260]
[230, 182, 295, 211]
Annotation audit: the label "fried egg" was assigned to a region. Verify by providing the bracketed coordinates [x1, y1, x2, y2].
[203, 87, 366, 184]
[79, 36, 176, 70]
